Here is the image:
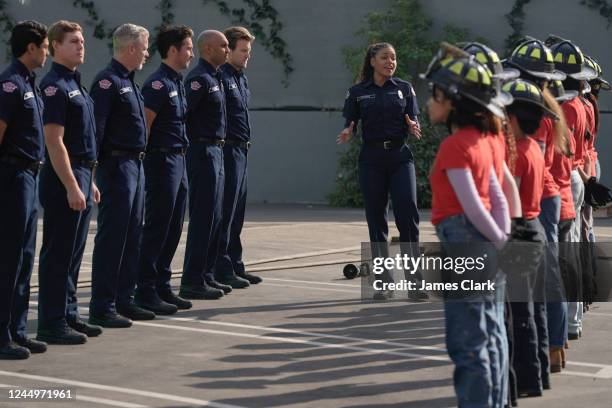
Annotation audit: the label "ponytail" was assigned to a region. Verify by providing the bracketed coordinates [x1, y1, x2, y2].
[541, 88, 572, 157]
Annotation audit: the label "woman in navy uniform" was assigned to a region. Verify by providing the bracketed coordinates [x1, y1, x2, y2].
[0, 21, 48, 359]
[338, 42, 421, 297]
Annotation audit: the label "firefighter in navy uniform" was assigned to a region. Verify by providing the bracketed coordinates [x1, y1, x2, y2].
[338, 42, 421, 300]
[89, 24, 153, 327]
[135, 25, 195, 314]
[0, 21, 48, 359]
[36, 21, 102, 345]
[180, 30, 232, 300]
[215, 26, 262, 287]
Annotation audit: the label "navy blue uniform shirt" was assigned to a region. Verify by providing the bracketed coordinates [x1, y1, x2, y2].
[142, 63, 188, 149]
[40, 62, 97, 161]
[90, 59, 146, 152]
[0, 59, 44, 161]
[220, 63, 250, 142]
[342, 77, 419, 142]
[184, 58, 226, 141]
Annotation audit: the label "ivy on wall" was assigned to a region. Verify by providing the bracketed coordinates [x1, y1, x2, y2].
[204, 0, 293, 86]
[0, 0, 14, 59]
[504, 0, 531, 53]
[149, 0, 175, 56]
[581, 0, 612, 27]
[71, 0, 113, 45]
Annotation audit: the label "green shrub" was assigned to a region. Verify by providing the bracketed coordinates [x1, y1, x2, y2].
[329, 0, 483, 208]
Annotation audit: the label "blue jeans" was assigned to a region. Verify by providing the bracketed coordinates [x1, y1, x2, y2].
[436, 214, 506, 408]
[539, 195, 567, 347]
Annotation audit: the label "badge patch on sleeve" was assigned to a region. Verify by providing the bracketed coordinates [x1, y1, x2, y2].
[23, 91, 34, 100]
[208, 85, 220, 93]
[119, 87, 133, 95]
[190, 81, 202, 91]
[2, 82, 17, 93]
[44, 86, 58, 97]
[98, 79, 112, 89]
[68, 90, 82, 98]
[169, 90, 178, 98]
[151, 80, 163, 90]
[398, 90, 404, 99]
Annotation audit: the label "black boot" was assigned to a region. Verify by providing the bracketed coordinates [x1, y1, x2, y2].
[159, 290, 193, 310]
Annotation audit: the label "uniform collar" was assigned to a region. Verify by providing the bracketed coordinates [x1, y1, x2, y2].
[51, 61, 81, 83]
[110, 58, 134, 80]
[11, 58, 36, 82]
[363, 77, 398, 88]
[160, 62, 182, 81]
[198, 58, 219, 75]
[222, 63, 243, 78]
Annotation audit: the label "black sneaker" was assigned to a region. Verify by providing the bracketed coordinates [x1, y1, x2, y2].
[117, 303, 156, 321]
[205, 276, 233, 294]
[135, 294, 178, 315]
[36, 327, 87, 345]
[68, 317, 103, 337]
[237, 272, 262, 284]
[179, 283, 224, 300]
[0, 342, 30, 360]
[15, 337, 47, 353]
[89, 312, 132, 328]
[217, 275, 250, 289]
[159, 291, 193, 310]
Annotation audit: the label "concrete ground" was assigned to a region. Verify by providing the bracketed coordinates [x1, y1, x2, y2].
[1, 204, 611, 407]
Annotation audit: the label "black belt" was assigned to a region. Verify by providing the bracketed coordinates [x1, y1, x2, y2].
[102, 150, 146, 161]
[225, 139, 251, 150]
[146, 146, 188, 155]
[70, 156, 98, 169]
[364, 138, 407, 150]
[0, 154, 43, 172]
[191, 137, 225, 147]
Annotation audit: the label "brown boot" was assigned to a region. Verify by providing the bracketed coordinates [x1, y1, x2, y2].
[561, 347, 567, 369]
[550, 347, 563, 373]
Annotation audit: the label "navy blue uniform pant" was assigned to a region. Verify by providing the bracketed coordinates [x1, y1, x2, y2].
[137, 152, 188, 297]
[182, 143, 224, 286]
[358, 144, 419, 266]
[214, 144, 248, 279]
[0, 162, 38, 344]
[38, 163, 94, 329]
[90, 157, 144, 315]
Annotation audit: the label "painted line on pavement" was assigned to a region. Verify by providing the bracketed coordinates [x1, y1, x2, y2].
[0, 371, 247, 408]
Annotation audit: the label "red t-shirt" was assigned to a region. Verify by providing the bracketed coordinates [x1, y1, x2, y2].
[532, 116, 560, 199]
[430, 126, 493, 225]
[562, 98, 587, 169]
[550, 124, 576, 221]
[581, 97, 597, 176]
[514, 137, 545, 219]
[488, 133, 505, 183]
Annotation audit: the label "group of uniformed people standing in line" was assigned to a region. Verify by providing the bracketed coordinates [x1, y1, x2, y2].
[340, 35, 608, 407]
[0, 20, 260, 360]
